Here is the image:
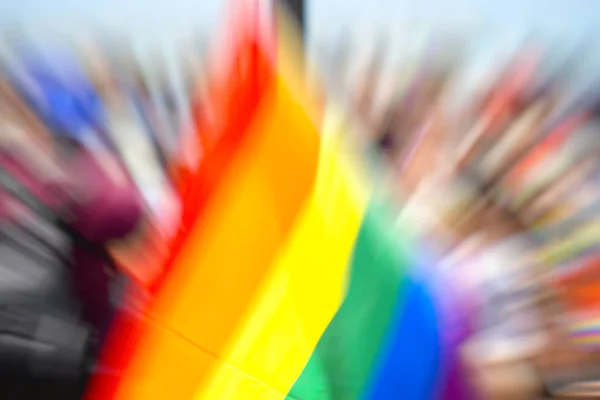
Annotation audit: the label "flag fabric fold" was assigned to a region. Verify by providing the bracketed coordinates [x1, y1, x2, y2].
[85, 2, 449, 399]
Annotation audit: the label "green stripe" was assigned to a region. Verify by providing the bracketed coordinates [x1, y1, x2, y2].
[287, 199, 412, 400]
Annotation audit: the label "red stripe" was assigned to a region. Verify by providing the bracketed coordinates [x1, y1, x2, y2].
[84, 2, 277, 398]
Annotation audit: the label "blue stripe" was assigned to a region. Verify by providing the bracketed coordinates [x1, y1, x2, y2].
[363, 278, 443, 400]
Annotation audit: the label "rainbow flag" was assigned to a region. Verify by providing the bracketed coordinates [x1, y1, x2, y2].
[85, 3, 449, 400]
[567, 308, 600, 350]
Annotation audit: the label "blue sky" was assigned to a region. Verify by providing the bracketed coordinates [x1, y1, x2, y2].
[1, 0, 599, 92]
[1, 0, 597, 44]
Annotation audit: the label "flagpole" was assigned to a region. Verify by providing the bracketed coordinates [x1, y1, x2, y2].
[277, 0, 305, 44]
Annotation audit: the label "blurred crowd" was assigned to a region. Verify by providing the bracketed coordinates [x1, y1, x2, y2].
[336, 36, 600, 398]
[4, 28, 600, 399]
[0, 37, 198, 276]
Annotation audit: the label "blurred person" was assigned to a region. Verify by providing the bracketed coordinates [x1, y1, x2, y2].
[393, 65, 454, 196]
[126, 66, 172, 174]
[158, 73, 182, 137]
[54, 131, 143, 340]
[447, 75, 559, 239]
[527, 143, 600, 393]
[1, 48, 145, 340]
[531, 255, 600, 396]
[450, 187, 598, 399]
[502, 81, 600, 211]
[523, 156, 598, 228]
[127, 67, 182, 234]
[476, 88, 558, 185]
[91, 61, 174, 287]
[0, 74, 64, 223]
[101, 64, 178, 230]
[456, 46, 543, 172]
[0, 70, 58, 176]
[513, 122, 600, 228]
[452, 203, 548, 400]
[352, 39, 387, 136]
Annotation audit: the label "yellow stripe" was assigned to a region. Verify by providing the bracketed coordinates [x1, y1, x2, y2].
[193, 108, 370, 399]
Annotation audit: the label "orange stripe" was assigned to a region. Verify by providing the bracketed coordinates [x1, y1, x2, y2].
[191, 108, 369, 400]
[112, 73, 320, 399]
[114, 317, 220, 400]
